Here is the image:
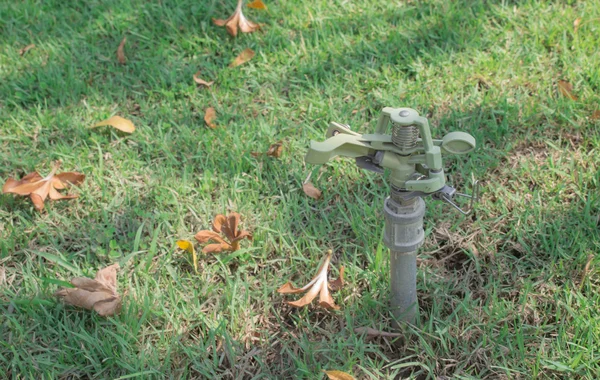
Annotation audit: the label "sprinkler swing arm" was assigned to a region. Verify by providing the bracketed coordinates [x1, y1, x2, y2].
[305, 107, 479, 323]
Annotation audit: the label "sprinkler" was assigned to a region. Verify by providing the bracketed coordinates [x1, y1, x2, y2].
[305, 107, 479, 323]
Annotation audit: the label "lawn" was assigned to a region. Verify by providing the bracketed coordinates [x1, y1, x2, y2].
[1, 0, 599, 378]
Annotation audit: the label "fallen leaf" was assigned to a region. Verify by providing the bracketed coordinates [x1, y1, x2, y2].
[193, 71, 214, 87]
[2, 161, 85, 211]
[278, 250, 343, 309]
[91, 115, 136, 133]
[323, 370, 355, 380]
[195, 213, 252, 253]
[302, 182, 322, 200]
[574, 18, 581, 33]
[247, 0, 267, 9]
[230, 48, 255, 68]
[213, 0, 261, 37]
[204, 107, 218, 129]
[354, 327, 402, 338]
[558, 80, 577, 100]
[176, 240, 198, 273]
[251, 141, 283, 158]
[19, 44, 36, 56]
[55, 263, 121, 317]
[117, 36, 127, 64]
[591, 110, 600, 120]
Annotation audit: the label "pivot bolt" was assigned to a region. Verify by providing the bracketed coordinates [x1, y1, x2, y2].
[399, 110, 410, 117]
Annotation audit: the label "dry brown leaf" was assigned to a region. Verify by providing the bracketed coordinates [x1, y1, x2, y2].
[591, 110, 600, 120]
[574, 18, 581, 33]
[117, 36, 127, 64]
[193, 71, 214, 87]
[251, 141, 283, 158]
[19, 44, 36, 56]
[204, 107, 218, 129]
[323, 370, 355, 380]
[354, 326, 402, 338]
[247, 0, 267, 9]
[55, 263, 121, 317]
[230, 48, 255, 68]
[302, 182, 322, 200]
[558, 80, 577, 100]
[195, 213, 252, 253]
[91, 115, 136, 133]
[213, 0, 261, 37]
[277, 250, 343, 309]
[2, 161, 85, 211]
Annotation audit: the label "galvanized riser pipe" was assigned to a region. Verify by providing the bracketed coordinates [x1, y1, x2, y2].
[383, 196, 425, 324]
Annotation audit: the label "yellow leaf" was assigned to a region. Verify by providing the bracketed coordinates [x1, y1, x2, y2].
[204, 107, 218, 129]
[117, 36, 127, 64]
[323, 370, 355, 380]
[230, 48, 255, 68]
[91, 115, 136, 133]
[176, 240, 198, 273]
[247, 0, 267, 10]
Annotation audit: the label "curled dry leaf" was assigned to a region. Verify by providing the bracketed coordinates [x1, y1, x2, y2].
[277, 250, 344, 309]
[19, 44, 36, 56]
[247, 0, 267, 9]
[176, 240, 198, 273]
[302, 182, 322, 200]
[55, 263, 121, 317]
[195, 213, 252, 253]
[323, 370, 356, 380]
[230, 48, 255, 68]
[213, 0, 261, 37]
[251, 141, 283, 158]
[354, 327, 402, 338]
[2, 161, 85, 211]
[117, 36, 127, 64]
[204, 107, 218, 129]
[558, 80, 577, 100]
[91, 115, 136, 133]
[193, 71, 214, 87]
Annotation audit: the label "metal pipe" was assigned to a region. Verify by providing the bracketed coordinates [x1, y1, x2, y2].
[390, 250, 418, 323]
[383, 196, 425, 324]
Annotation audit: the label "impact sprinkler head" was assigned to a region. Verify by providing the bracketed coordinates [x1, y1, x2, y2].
[305, 107, 479, 323]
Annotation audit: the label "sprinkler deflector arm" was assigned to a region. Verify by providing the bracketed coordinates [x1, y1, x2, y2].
[305, 107, 478, 324]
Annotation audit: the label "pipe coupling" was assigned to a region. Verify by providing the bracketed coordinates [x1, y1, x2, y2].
[383, 196, 425, 253]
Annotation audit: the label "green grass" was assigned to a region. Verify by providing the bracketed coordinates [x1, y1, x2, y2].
[1, 0, 599, 378]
